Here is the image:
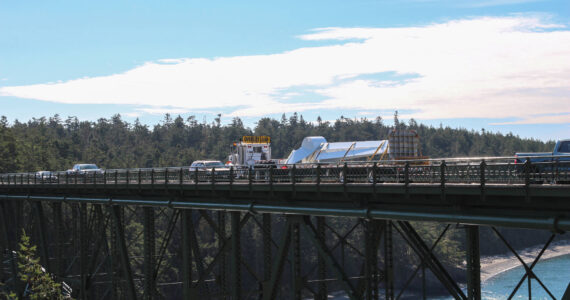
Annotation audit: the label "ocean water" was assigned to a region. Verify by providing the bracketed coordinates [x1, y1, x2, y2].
[481, 254, 570, 299]
[328, 254, 570, 300]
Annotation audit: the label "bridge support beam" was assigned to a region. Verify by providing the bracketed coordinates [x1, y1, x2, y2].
[264, 218, 291, 300]
[143, 207, 156, 299]
[33, 201, 50, 274]
[364, 219, 380, 300]
[466, 225, 481, 300]
[0, 200, 21, 297]
[299, 216, 358, 300]
[384, 221, 394, 300]
[291, 221, 302, 300]
[262, 213, 271, 298]
[231, 211, 242, 300]
[217, 211, 227, 296]
[79, 203, 88, 299]
[394, 221, 466, 299]
[182, 209, 194, 298]
[110, 205, 137, 300]
[316, 216, 327, 300]
[52, 202, 65, 280]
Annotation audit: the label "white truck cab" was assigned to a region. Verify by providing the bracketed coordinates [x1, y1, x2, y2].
[227, 136, 271, 168]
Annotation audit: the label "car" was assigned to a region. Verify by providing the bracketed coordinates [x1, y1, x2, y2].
[189, 160, 230, 181]
[66, 164, 104, 176]
[35, 170, 58, 183]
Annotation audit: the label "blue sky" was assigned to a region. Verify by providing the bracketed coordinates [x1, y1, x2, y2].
[1, 0, 569, 141]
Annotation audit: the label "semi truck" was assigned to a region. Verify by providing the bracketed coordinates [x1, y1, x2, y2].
[227, 136, 272, 168]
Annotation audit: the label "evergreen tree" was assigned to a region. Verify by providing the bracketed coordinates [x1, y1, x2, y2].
[17, 230, 64, 300]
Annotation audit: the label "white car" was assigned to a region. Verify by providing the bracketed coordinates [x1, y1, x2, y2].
[189, 160, 231, 181]
[35, 170, 58, 182]
[67, 164, 104, 175]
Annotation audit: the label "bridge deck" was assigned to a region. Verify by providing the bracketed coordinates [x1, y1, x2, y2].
[1, 159, 569, 230]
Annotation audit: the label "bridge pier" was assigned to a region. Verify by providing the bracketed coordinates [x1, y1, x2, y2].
[143, 206, 156, 300]
[181, 209, 194, 298]
[384, 220, 394, 300]
[231, 211, 241, 300]
[316, 216, 327, 300]
[466, 225, 481, 300]
[262, 213, 272, 299]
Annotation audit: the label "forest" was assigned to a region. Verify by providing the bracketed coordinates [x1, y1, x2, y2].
[0, 113, 562, 298]
[0, 112, 554, 173]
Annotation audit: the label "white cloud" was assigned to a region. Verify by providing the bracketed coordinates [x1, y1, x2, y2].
[491, 114, 570, 125]
[136, 107, 190, 115]
[1, 16, 569, 125]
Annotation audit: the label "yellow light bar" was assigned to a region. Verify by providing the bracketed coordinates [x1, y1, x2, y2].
[242, 136, 271, 144]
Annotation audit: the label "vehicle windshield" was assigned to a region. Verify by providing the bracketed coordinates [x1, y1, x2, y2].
[80, 164, 98, 170]
[559, 141, 570, 153]
[205, 162, 224, 167]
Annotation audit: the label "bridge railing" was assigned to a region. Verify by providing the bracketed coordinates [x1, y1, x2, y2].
[0, 156, 569, 186]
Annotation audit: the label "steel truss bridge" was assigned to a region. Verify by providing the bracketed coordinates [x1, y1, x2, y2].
[0, 157, 569, 299]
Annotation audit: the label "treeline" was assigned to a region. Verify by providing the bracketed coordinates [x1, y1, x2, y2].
[0, 113, 554, 173]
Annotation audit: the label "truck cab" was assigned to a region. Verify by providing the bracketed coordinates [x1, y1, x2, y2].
[515, 139, 570, 164]
[227, 136, 271, 168]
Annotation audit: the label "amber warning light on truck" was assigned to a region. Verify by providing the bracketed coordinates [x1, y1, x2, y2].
[242, 136, 270, 144]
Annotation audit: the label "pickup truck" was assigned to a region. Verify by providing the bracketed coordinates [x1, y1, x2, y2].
[515, 139, 570, 163]
[515, 139, 570, 180]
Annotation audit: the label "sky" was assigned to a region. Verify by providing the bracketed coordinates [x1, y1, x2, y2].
[1, 0, 569, 141]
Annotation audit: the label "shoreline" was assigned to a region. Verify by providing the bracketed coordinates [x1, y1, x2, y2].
[480, 240, 570, 282]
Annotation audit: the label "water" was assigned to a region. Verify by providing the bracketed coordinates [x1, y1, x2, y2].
[329, 254, 570, 300]
[481, 254, 570, 299]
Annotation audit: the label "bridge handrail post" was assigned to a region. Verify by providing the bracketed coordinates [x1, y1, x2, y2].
[554, 158, 559, 183]
[404, 162, 410, 186]
[480, 160, 486, 201]
[126, 169, 129, 188]
[103, 170, 106, 186]
[229, 166, 234, 186]
[248, 166, 253, 194]
[292, 164, 297, 184]
[75, 171, 78, 185]
[179, 167, 183, 186]
[343, 162, 348, 185]
[316, 164, 321, 186]
[440, 160, 446, 193]
[480, 160, 486, 185]
[373, 162, 378, 185]
[165, 168, 169, 189]
[211, 167, 216, 186]
[138, 168, 141, 188]
[27, 173, 30, 185]
[115, 170, 118, 186]
[151, 169, 155, 187]
[194, 167, 199, 192]
[524, 158, 531, 186]
[269, 165, 274, 195]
